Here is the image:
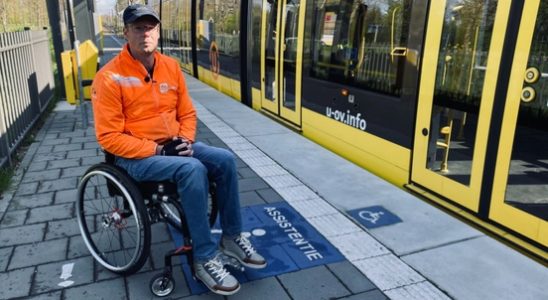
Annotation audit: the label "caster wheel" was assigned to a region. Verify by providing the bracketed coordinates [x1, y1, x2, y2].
[150, 273, 174, 297]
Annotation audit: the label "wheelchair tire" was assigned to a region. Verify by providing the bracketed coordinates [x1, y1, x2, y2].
[77, 163, 151, 275]
[150, 273, 174, 297]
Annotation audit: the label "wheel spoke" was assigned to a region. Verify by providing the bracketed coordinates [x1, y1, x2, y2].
[77, 166, 149, 274]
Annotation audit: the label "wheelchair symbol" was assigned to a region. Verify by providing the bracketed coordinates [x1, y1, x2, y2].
[358, 210, 384, 224]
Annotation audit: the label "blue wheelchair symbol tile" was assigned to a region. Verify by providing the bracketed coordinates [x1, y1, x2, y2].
[348, 205, 402, 229]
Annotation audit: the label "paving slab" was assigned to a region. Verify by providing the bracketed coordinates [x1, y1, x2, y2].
[55, 189, 78, 204]
[63, 277, 126, 300]
[21, 169, 61, 183]
[0, 209, 28, 228]
[24, 291, 62, 299]
[26, 203, 74, 224]
[227, 277, 291, 300]
[327, 261, 377, 294]
[45, 218, 81, 240]
[9, 238, 68, 269]
[32, 256, 94, 294]
[8, 192, 54, 210]
[402, 236, 548, 300]
[0, 267, 34, 298]
[0, 223, 46, 246]
[37, 177, 78, 193]
[0, 247, 12, 271]
[278, 265, 351, 300]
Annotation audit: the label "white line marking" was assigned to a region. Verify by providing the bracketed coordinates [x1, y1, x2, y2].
[60, 263, 74, 280]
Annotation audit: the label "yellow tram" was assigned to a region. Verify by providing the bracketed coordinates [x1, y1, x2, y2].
[149, 0, 548, 261]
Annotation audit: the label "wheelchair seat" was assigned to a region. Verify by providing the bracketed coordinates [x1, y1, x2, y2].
[103, 150, 180, 198]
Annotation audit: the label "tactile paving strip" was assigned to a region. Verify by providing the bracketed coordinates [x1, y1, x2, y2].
[307, 214, 362, 237]
[353, 254, 426, 290]
[384, 282, 451, 300]
[193, 102, 449, 299]
[262, 174, 303, 189]
[289, 198, 339, 218]
[326, 231, 390, 261]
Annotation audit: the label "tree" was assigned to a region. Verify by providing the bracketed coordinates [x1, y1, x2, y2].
[0, 0, 48, 32]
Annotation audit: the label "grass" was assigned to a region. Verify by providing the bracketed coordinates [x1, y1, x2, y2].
[0, 168, 14, 193]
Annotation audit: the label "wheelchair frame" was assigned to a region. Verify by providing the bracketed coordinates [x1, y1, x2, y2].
[76, 151, 219, 297]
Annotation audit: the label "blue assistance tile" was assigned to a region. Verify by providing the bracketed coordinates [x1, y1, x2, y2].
[240, 206, 264, 228]
[249, 202, 306, 226]
[347, 205, 402, 229]
[244, 244, 299, 281]
[280, 229, 344, 269]
[170, 202, 345, 295]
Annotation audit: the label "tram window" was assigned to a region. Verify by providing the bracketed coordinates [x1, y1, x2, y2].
[433, 2, 497, 110]
[305, 0, 411, 96]
[160, 0, 193, 72]
[426, 1, 497, 183]
[250, 0, 263, 89]
[196, 0, 241, 80]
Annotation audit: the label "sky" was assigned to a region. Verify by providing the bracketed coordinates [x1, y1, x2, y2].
[95, 0, 116, 15]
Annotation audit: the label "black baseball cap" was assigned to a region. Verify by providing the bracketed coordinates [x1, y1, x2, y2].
[123, 4, 160, 25]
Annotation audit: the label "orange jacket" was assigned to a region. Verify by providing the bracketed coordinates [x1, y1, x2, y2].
[91, 44, 196, 159]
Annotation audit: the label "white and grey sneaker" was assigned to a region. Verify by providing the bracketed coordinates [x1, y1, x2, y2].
[194, 253, 240, 295]
[221, 234, 267, 269]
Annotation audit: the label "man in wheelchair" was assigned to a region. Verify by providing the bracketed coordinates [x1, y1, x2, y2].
[90, 4, 266, 295]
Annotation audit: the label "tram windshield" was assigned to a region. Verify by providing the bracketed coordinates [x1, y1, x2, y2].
[307, 0, 411, 96]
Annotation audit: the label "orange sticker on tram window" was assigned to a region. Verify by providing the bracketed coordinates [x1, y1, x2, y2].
[209, 41, 220, 79]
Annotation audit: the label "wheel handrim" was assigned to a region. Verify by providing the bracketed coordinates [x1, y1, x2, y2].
[77, 170, 143, 272]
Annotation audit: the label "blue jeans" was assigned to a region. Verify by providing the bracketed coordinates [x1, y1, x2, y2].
[115, 142, 242, 262]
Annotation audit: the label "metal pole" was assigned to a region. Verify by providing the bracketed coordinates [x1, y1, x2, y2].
[67, 0, 89, 128]
[67, 0, 77, 47]
[46, 0, 67, 98]
[73, 40, 89, 128]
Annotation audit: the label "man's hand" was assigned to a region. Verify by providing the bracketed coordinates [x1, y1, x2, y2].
[159, 137, 193, 156]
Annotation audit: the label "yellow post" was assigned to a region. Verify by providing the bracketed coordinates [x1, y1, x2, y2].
[61, 50, 77, 104]
[78, 40, 99, 99]
[60, 40, 99, 104]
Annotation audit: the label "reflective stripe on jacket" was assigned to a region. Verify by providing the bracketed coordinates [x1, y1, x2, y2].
[91, 44, 196, 159]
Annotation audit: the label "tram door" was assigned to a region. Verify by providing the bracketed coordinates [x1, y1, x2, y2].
[411, 1, 512, 211]
[260, 0, 304, 126]
[489, 1, 547, 247]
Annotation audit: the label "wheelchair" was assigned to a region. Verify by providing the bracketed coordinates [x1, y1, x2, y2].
[76, 151, 230, 297]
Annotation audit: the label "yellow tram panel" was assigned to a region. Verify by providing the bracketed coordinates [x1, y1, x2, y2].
[302, 109, 410, 187]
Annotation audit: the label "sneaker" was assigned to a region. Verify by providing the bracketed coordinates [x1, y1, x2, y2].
[221, 234, 267, 269]
[194, 254, 240, 295]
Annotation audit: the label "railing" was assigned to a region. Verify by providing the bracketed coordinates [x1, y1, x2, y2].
[0, 30, 55, 168]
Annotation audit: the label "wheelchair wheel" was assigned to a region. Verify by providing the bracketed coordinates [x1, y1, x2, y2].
[150, 273, 174, 297]
[77, 163, 151, 275]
